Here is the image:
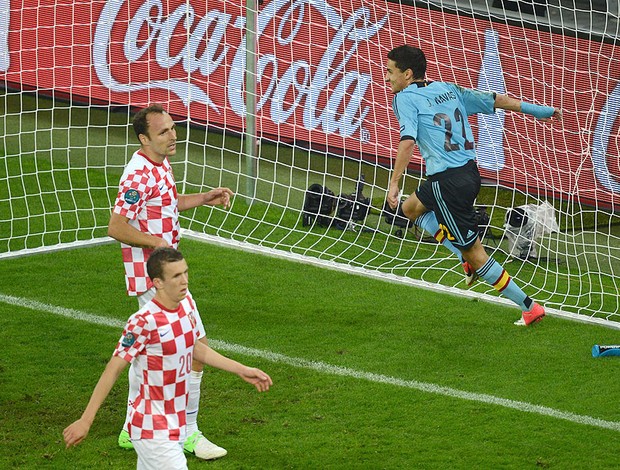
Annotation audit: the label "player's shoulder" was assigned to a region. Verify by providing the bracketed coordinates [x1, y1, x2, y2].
[400, 81, 454, 99]
[127, 303, 159, 327]
[394, 84, 424, 107]
[444, 82, 493, 101]
[429, 81, 465, 95]
[180, 292, 198, 312]
[121, 150, 162, 180]
[124, 150, 149, 171]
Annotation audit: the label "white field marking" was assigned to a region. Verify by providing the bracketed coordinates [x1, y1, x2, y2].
[3, 292, 620, 432]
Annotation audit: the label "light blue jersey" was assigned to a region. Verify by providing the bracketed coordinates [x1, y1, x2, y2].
[392, 81, 495, 175]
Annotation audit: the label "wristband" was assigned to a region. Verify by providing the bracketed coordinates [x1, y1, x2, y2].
[521, 101, 554, 119]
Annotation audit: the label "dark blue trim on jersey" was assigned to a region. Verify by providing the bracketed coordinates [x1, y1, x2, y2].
[400, 135, 415, 142]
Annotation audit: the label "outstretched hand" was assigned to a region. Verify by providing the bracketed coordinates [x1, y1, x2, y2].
[203, 187, 234, 209]
[239, 367, 273, 392]
[63, 419, 91, 448]
[539, 108, 563, 123]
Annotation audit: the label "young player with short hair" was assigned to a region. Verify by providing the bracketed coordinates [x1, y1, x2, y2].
[107, 104, 234, 459]
[385, 45, 562, 325]
[63, 247, 272, 469]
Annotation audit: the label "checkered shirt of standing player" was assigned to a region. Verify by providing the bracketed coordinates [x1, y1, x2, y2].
[107, 104, 234, 459]
[385, 45, 562, 326]
[63, 247, 272, 470]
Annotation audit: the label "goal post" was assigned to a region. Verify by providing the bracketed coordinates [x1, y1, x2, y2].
[1, 0, 619, 326]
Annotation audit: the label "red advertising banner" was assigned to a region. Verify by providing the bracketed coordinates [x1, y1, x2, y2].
[1, 0, 618, 209]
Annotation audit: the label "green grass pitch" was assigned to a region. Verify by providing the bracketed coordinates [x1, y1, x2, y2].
[2, 240, 620, 469]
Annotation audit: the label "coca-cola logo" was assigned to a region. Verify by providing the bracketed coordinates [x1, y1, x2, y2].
[2, 0, 619, 203]
[93, 0, 388, 138]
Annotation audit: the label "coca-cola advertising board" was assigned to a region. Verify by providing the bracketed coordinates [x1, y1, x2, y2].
[1, 0, 618, 209]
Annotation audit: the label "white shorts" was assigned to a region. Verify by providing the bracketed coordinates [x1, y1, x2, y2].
[133, 439, 187, 470]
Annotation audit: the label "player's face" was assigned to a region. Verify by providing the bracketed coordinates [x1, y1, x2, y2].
[157, 259, 189, 305]
[385, 59, 410, 94]
[142, 112, 177, 161]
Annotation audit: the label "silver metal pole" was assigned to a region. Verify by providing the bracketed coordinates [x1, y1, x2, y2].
[244, 0, 257, 202]
[0, 0, 10, 72]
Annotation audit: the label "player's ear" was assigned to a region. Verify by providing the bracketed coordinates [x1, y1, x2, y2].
[138, 133, 149, 146]
[152, 276, 164, 289]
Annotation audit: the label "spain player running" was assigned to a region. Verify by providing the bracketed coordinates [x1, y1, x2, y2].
[385, 45, 562, 325]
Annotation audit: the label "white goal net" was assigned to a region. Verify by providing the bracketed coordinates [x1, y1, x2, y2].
[1, 0, 619, 326]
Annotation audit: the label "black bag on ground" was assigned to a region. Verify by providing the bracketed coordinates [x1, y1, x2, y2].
[383, 200, 411, 229]
[333, 176, 371, 230]
[382, 200, 412, 238]
[302, 184, 336, 227]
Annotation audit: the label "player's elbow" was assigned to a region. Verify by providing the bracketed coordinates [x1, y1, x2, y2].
[107, 224, 118, 240]
[107, 215, 126, 241]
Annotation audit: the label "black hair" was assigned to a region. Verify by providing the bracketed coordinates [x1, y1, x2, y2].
[147, 247, 184, 282]
[387, 45, 427, 80]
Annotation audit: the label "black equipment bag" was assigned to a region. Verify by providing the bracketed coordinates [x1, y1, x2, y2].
[302, 183, 336, 227]
[474, 205, 492, 239]
[333, 175, 371, 230]
[383, 200, 411, 229]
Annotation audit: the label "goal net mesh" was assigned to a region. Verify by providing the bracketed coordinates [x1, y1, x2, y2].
[1, 0, 619, 324]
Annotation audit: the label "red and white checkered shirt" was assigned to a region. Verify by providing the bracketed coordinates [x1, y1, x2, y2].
[114, 294, 200, 442]
[113, 150, 180, 296]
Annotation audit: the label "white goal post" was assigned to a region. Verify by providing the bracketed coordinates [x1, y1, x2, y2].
[1, 0, 619, 326]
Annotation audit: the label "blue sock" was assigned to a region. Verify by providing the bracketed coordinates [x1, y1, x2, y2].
[415, 212, 463, 262]
[477, 258, 533, 311]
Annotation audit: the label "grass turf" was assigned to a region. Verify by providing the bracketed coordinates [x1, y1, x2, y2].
[1, 240, 620, 469]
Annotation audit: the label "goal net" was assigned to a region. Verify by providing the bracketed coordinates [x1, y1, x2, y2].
[1, 0, 619, 326]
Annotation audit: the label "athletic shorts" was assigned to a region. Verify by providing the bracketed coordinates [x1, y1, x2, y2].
[415, 160, 481, 249]
[133, 439, 187, 470]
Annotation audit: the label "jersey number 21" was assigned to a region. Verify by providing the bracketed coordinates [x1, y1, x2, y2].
[433, 109, 474, 152]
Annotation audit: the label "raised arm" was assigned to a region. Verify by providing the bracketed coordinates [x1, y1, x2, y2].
[494, 94, 562, 123]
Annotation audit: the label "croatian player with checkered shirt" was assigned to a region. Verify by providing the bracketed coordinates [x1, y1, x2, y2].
[107, 104, 234, 459]
[64, 248, 272, 469]
[385, 45, 562, 326]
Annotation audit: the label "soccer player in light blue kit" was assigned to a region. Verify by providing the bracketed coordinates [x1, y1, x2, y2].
[385, 45, 562, 326]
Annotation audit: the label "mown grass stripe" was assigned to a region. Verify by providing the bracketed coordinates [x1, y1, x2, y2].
[2, 292, 618, 432]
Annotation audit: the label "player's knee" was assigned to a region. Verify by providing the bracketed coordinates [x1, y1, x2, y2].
[401, 197, 427, 220]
